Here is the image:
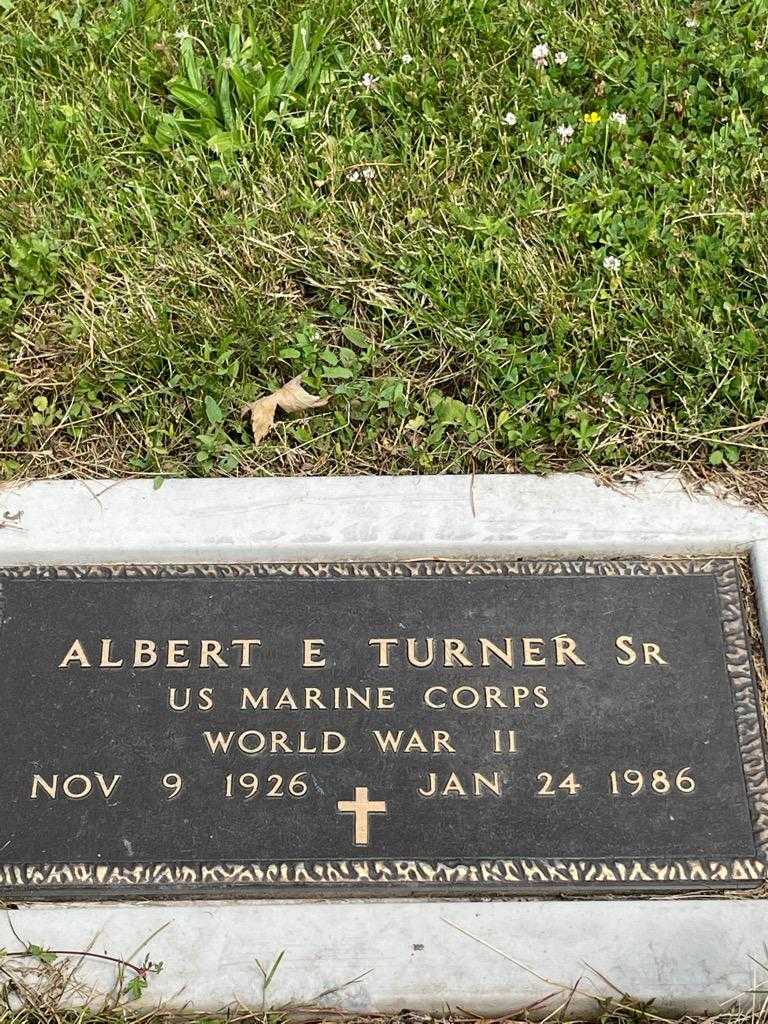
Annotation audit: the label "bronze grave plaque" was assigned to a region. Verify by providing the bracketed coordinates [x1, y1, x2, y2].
[0, 558, 765, 898]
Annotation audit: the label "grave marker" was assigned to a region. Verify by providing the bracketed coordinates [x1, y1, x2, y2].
[0, 558, 765, 897]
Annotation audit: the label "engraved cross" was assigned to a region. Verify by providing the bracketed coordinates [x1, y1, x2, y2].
[337, 786, 387, 845]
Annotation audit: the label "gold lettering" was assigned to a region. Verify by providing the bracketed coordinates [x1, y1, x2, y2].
[323, 731, 346, 753]
[443, 638, 472, 667]
[205, 728, 345, 755]
[241, 687, 269, 710]
[369, 638, 398, 667]
[418, 772, 437, 797]
[522, 637, 546, 665]
[484, 685, 505, 708]
[434, 729, 455, 752]
[62, 774, 92, 800]
[271, 731, 291, 753]
[424, 686, 447, 708]
[418, 769, 499, 798]
[404, 730, 428, 752]
[134, 639, 157, 667]
[407, 638, 434, 667]
[30, 773, 120, 799]
[204, 730, 235, 754]
[373, 729, 455, 753]
[473, 771, 502, 796]
[240, 730, 267, 754]
[167, 640, 190, 668]
[493, 728, 517, 753]
[169, 687, 191, 711]
[59, 639, 90, 668]
[303, 639, 326, 667]
[275, 688, 299, 710]
[442, 771, 467, 796]
[200, 639, 227, 668]
[31, 774, 58, 798]
[100, 639, 123, 668]
[615, 635, 637, 665]
[231, 639, 261, 667]
[170, 687, 214, 711]
[347, 687, 372, 708]
[553, 634, 585, 666]
[479, 638, 514, 667]
[375, 729, 405, 752]
[643, 642, 667, 665]
[94, 773, 121, 798]
[452, 685, 480, 708]
[533, 684, 549, 708]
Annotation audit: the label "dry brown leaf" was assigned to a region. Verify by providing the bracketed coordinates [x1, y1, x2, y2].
[242, 374, 329, 444]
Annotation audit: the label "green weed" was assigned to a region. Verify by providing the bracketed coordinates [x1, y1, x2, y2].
[0, 0, 766, 477]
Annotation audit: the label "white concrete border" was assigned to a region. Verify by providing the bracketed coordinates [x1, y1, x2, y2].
[1, 473, 767, 1015]
[0, 473, 766, 562]
[0, 898, 766, 1016]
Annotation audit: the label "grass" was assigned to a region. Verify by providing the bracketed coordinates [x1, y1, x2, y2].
[1, 1011, 768, 1024]
[1, 0, 767, 479]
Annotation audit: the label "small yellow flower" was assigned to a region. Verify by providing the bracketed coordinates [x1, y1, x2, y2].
[584, 111, 601, 125]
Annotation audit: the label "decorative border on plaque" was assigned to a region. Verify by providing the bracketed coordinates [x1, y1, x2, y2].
[0, 558, 747, 581]
[0, 856, 765, 891]
[0, 557, 765, 893]
[711, 559, 768, 858]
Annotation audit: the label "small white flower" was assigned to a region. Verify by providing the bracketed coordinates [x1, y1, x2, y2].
[347, 170, 361, 182]
[361, 72, 378, 90]
[610, 110, 628, 125]
[362, 166, 376, 180]
[401, 53, 413, 64]
[174, 27, 190, 40]
[554, 50, 568, 65]
[532, 42, 549, 68]
[685, 16, 699, 27]
[603, 255, 621, 273]
[222, 56, 234, 71]
[503, 111, 517, 127]
[557, 124, 574, 144]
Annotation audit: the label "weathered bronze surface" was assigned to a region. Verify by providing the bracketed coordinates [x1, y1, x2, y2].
[0, 558, 764, 898]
